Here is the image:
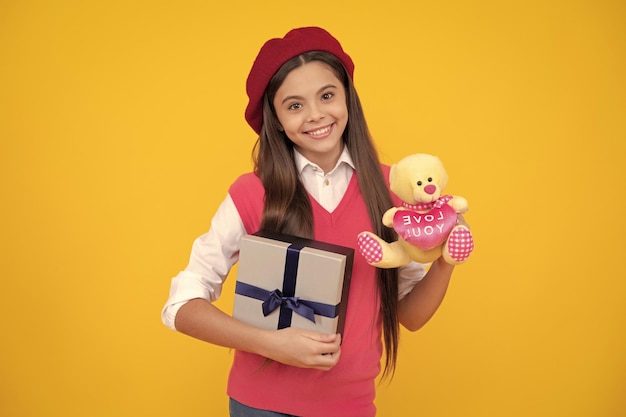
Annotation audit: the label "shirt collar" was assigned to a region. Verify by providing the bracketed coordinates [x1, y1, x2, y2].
[293, 147, 355, 175]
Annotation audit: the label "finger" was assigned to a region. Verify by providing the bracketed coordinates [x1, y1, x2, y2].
[307, 332, 339, 343]
[456, 214, 469, 228]
[318, 348, 341, 370]
[320, 336, 341, 356]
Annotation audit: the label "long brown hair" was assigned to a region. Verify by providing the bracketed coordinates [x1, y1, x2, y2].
[252, 51, 399, 378]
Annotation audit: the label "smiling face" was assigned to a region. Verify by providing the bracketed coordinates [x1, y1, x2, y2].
[272, 60, 348, 173]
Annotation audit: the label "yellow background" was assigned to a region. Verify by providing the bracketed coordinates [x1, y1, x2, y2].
[1, 0, 624, 416]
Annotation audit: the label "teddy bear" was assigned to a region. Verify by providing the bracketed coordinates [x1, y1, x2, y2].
[357, 153, 474, 267]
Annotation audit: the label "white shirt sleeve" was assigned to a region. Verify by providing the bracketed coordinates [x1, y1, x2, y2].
[397, 261, 429, 300]
[161, 194, 245, 330]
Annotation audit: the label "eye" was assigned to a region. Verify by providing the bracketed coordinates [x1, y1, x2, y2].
[321, 92, 333, 101]
[428, 177, 433, 182]
[417, 181, 422, 186]
[287, 102, 302, 110]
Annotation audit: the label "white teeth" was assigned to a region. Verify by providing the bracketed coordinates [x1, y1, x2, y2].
[307, 126, 331, 136]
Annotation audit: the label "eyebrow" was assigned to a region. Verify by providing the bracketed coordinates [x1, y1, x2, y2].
[280, 83, 338, 105]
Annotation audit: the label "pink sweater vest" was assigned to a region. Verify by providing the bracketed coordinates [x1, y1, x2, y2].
[226, 167, 392, 417]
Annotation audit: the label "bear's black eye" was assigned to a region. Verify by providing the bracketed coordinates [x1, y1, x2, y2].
[428, 177, 433, 182]
[417, 181, 422, 186]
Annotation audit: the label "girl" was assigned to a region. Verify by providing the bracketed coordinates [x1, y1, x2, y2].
[162, 27, 457, 417]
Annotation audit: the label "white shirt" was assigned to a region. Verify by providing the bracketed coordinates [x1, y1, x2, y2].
[161, 148, 427, 330]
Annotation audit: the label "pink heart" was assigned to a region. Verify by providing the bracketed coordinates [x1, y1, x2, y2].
[393, 204, 457, 250]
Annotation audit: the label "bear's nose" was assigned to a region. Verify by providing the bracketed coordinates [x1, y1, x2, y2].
[424, 184, 437, 195]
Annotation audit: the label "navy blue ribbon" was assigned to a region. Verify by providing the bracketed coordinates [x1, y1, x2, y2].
[235, 242, 339, 329]
[236, 281, 339, 324]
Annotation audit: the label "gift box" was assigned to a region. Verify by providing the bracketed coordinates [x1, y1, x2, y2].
[233, 230, 353, 335]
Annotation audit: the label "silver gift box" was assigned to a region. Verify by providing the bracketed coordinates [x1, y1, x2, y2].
[233, 230, 353, 335]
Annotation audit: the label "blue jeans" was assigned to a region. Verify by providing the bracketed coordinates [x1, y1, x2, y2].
[229, 398, 300, 417]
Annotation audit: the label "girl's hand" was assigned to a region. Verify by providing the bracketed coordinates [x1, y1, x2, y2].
[260, 327, 341, 371]
[456, 213, 469, 228]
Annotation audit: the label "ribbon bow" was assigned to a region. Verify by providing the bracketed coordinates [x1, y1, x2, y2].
[262, 289, 316, 322]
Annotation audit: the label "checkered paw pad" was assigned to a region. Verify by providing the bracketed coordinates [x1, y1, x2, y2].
[357, 233, 383, 264]
[446, 227, 474, 262]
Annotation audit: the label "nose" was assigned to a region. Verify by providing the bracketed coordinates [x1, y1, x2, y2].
[307, 104, 325, 122]
[424, 184, 437, 195]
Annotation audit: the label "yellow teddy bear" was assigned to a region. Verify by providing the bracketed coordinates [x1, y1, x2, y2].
[358, 153, 474, 267]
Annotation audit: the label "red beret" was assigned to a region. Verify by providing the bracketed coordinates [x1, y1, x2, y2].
[244, 26, 355, 134]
